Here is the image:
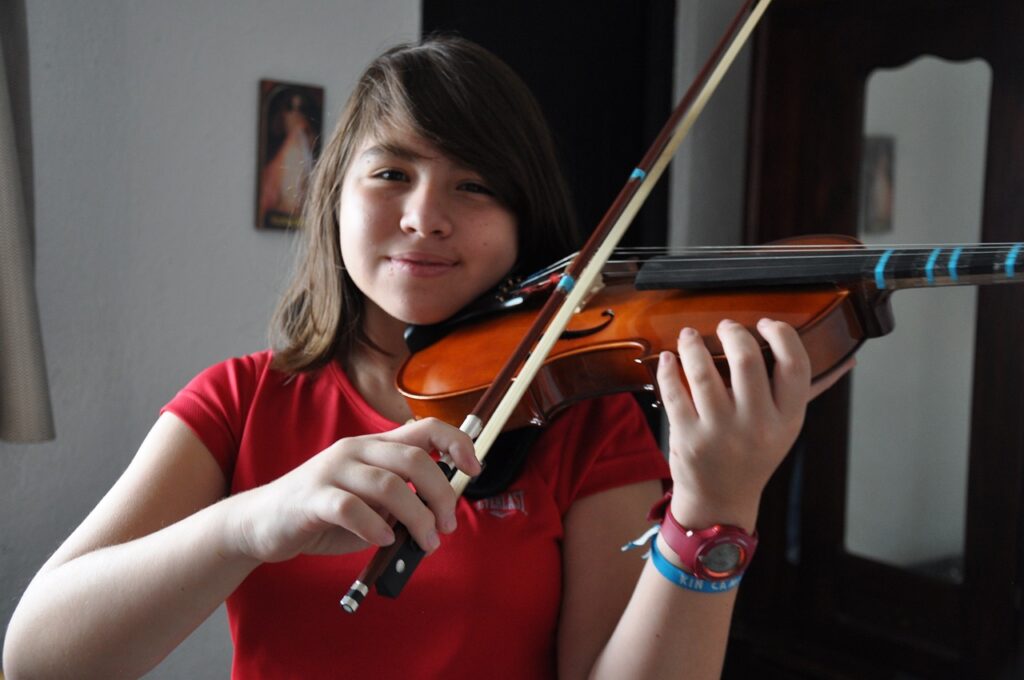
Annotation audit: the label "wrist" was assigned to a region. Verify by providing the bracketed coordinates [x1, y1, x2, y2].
[655, 529, 685, 566]
[218, 493, 268, 566]
[649, 534, 745, 593]
[669, 485, 759, 534]
[644, 488, 759, 582]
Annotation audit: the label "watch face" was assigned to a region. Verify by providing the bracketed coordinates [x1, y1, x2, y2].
[699, 543, 742, 576]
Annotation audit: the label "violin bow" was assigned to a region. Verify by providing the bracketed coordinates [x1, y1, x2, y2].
[342, 0, 773, 613]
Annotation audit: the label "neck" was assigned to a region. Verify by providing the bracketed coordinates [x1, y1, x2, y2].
[344, 343, 414, 424]
[342, 304, 415, 424]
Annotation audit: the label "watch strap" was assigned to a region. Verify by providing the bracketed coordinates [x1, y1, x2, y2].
[649, 490, 758, 581]
[649, 534, 743, 593]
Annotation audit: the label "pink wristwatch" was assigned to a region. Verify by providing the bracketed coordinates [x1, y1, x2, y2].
[648, 491, 759, 581]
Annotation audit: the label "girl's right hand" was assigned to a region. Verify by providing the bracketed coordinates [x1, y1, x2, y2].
[228, 418, 481, 564]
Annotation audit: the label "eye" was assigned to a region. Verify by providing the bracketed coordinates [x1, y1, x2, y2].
[373, 169, 408, 182]
[459, 181, 496, 196]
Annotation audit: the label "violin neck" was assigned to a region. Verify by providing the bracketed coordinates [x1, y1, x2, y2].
[867, 244, 1024, 292]
[634, 243, 1024, 292]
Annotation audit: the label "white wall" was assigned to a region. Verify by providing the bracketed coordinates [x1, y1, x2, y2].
[1, 1, 419, 677]
[671, 0, 750, 249]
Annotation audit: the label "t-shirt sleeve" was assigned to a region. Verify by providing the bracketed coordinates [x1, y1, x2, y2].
[160, 354, 264, 479]
[538, 394, 670, 515]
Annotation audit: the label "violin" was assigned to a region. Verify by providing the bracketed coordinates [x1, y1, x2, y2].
[397, 236, 1024, 430]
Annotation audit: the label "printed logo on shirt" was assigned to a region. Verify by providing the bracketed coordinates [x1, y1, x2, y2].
[474, 490, 527, 519]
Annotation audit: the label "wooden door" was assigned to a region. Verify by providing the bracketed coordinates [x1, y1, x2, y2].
[731, 1, 1024, 677]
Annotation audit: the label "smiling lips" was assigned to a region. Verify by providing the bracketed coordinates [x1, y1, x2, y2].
[387, 252, 458, 277]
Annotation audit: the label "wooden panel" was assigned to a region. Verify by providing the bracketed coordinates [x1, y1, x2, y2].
[734, 1, 1024, 676]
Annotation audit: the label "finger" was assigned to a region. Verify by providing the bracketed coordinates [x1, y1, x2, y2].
[352, 440, 460, 535]
[676, 326, 731, 421]
[338, 459, 447, 552]
[809, 356, 856, 400]
[656, 349, 698, 427]
[757, 318, 812, 417]
[717, 319, 772, 418]
[310, 487, 393, 547]
[377, 417, 482, 477]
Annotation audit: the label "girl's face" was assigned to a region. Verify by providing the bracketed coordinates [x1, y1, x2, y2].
[338, 128, 518, 335]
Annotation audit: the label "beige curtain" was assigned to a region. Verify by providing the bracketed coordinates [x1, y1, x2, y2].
[0, 11, 55, 443]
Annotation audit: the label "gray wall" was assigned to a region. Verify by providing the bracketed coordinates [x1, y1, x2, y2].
[672, 0, 750, 249]
[1, 1, 750, 677]
[1, 1, 419, 677]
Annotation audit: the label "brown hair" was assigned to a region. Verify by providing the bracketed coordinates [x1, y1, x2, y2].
[270, 36, 580, 374]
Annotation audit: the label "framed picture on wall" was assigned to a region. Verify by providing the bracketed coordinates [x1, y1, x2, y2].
[256, 79, 324, 230]
[858, 135, 895, 236]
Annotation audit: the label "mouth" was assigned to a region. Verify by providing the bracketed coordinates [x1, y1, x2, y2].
[387, 252, 459, 277]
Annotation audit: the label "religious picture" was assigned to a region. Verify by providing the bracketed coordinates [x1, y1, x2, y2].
[256, 80, 324, 229]
[858, 135, 895, 236]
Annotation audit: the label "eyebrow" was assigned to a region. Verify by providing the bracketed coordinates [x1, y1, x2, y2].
[357, 140, 484, 178]
[358, 142, 430, 163]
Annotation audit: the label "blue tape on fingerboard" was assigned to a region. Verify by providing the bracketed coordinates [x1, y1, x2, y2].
[925, 248, 942, 285]
[874, 249, 895, 290]
[1006, 244, 1022, 277]
[948, 247, 963, 282]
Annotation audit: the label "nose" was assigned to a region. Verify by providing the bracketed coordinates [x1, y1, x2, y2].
[400, 181, 453, 238]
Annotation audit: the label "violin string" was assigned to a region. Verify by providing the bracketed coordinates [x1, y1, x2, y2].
[641, 248, 1017, 263]
[611, 242, 1020, 256]
[515, 242, 1023, 287]
[548, 242, 1022, 266]
[641, 248, 1019, 269]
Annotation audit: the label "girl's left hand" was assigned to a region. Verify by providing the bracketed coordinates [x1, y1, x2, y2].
[656, 318, 854, 530]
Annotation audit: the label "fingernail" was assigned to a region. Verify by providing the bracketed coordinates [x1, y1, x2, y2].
[425, 531, 441, 551]
[679, 327, 698, 339]
[379, 527, 395, 545]
[441, 514, 458, 533]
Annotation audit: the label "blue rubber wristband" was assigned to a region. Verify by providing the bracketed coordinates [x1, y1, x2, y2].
[649, 537, 743, 594]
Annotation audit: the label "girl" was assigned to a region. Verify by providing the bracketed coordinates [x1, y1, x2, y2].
[3, 37, 849, 679]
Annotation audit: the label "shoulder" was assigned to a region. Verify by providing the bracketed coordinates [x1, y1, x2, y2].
[531, 393, 669, 513]
[160, 350, 288, 475]
[539, 393, 661, 458]
[185, 349, 275, 390]
[173, 350, 307, 407]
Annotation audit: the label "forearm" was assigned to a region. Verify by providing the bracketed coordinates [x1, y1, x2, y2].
[3, 495, 259, 679]
[588, 492, 759, 680]
[589, 532, 741, 679]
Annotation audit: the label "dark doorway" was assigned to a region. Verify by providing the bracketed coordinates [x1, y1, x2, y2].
[422, 0, 676, 251]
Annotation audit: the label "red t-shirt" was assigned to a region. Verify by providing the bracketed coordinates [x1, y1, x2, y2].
[162, 350, 668, 679]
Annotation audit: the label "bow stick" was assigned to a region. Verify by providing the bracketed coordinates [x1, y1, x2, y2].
[342, 0, 773, 613]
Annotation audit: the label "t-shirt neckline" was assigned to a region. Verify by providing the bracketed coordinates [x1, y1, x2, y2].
[328, 360, 402, 431]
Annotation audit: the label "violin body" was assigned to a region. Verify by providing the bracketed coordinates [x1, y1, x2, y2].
[398, 235, 892, 429]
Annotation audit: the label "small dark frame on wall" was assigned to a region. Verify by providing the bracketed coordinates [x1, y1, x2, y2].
[256, 79, 324, 230]
[858, 135, 895, 236]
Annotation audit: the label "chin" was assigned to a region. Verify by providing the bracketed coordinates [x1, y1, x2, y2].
[403, 310, 458, 327]
[391, 303, 463, 328]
